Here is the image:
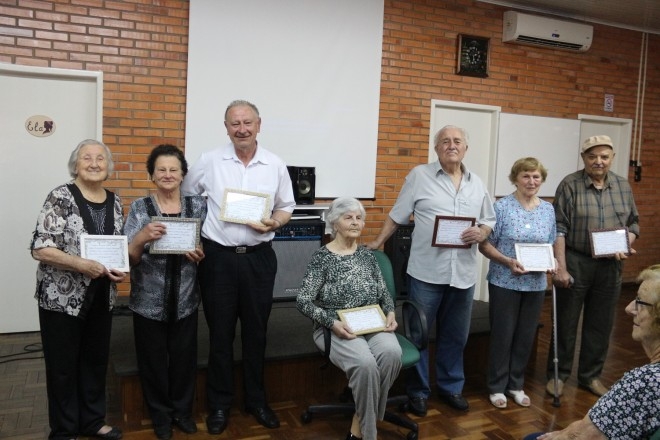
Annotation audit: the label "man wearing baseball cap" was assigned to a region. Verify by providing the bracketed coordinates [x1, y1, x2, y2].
[546, 135, 639, 398]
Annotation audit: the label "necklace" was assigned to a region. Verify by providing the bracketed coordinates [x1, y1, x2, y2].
[515, 193, 539, 211]
[154, 193, 181, 215]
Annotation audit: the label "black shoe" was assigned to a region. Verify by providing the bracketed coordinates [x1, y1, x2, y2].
[84, 426, 123, 440]
[153, 424, 172, 440]
[206, 409, 229, 435]
[246, 406, 280, 429]
[407, 397, 428, 417]
[346, 433, 363, 440]
[439, 393, 469, 411]
[172, 416, 197, 434]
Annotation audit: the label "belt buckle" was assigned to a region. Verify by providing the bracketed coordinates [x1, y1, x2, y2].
[236, 246, 247, 254]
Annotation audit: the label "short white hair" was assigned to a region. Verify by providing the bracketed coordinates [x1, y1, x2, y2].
[67, 139, 114, 178]
[433, 125, 469, 147]
[326, 197, 366, 238]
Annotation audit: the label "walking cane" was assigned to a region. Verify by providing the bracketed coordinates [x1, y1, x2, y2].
[551, 283, 561, 408]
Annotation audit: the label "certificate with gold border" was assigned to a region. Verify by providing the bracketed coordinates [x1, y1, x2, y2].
[219, 188, 272, 225]
[431, 215, 475, 248]
[149, 217, 200, 254]
[590, 227, 630, 258]
[337, 304, 387, 336]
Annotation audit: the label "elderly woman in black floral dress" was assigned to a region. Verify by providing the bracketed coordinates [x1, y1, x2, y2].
[123, 144, 206, 440]
[296, 197, 402, 440]
[31, 139, 125, 440]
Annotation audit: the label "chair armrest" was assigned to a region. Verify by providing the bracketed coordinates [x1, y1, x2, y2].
[400, 299, 428, 351]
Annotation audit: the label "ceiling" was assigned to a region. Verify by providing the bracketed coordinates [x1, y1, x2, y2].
[478, 0, 660, 34]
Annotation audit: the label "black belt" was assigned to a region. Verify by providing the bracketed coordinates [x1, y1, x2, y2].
[203, 238, 272, 254]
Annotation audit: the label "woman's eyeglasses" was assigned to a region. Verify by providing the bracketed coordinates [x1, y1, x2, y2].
[635, 297, 653, 311]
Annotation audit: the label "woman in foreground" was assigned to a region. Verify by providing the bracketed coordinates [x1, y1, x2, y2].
[524, 264, 660, 440]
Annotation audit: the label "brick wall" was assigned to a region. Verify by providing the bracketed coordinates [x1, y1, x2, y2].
[1, 0, 658, 284]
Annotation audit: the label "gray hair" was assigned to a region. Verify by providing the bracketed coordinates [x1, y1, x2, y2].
[433, 125, 470, 147]
[225, 100, 260, 121]
[326, 197, 366, 239]
[67, 139, 114, 178]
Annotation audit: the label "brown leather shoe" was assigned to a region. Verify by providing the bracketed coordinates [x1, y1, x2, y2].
[545, 378, 564, 397]
[581, 378, 609, 397]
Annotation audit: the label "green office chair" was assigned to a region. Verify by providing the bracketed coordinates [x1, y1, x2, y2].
[300, 250, 428, 440]
[652, 427, 660, 440]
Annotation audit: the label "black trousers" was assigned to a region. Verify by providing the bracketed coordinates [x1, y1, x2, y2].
[133, 311, 198, 426]
[198, 238, 276, 411]
[39, 292, 112, 440]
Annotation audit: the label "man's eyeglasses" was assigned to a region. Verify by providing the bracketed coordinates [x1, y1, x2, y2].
[635, 297, 653, 311]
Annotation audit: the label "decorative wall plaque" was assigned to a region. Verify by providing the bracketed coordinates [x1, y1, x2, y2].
[25, 115, 56, 137]
[457, 34, 489, 78]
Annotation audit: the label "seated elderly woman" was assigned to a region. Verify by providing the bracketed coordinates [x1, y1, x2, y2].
[524, 264, 660, 440]
[296, 197, 402, 440]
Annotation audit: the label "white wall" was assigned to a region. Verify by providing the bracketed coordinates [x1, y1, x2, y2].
[185, 0, 385, 199]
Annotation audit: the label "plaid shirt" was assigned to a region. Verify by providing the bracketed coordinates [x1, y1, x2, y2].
[554, 169, 639, 256]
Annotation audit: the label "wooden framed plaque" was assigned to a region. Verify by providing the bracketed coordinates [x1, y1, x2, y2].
[457, 34, 489, 78]
[432, 215, 475, 248]
[219, 188, 271, 225]
[590, 227, 630, 258]
[337, 304, 387, 336]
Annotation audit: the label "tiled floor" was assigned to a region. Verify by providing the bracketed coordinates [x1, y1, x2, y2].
[0, 285, 646, 440]
[0, 332, 49, 440]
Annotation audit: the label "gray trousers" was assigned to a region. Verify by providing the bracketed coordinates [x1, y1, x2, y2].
[314, 328, 402, 440]
[546, 249, 622, 384]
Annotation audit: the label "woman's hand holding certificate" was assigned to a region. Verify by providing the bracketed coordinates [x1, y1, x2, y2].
[149, 217, 200, 254]
[337, 305, 388, 336]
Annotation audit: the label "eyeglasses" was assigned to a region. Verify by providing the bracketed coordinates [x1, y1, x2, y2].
[635, 297, 653, 311]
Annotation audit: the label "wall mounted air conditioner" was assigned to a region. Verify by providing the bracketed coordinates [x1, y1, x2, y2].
[503, 11, 593, 52]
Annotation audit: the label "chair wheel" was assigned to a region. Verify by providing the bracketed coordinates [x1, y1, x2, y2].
[407, 431, 418, 440]
[301, 411, 312, 424]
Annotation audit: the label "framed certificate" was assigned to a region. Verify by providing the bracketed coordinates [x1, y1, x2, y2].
[149, 217, 201, 254]
[590, 227, 630, 258]
[514, 243, 555, 272]
[219, 188, 272, 225]
[432, 215, 476, 248]
[80, 235, 129, 272]
[337, 304, 387, 336]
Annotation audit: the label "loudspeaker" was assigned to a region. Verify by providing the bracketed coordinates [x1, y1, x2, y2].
[287, 166, 316, 205]
[384, 224, 414, 298]
[272, 220, 325, 301]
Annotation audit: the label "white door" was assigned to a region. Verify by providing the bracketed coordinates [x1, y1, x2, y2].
[429, 100, 501, 301]
[0, 64, 102, 333]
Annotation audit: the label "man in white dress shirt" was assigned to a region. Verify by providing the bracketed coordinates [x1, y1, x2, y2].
[182, 100, 295, 434]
